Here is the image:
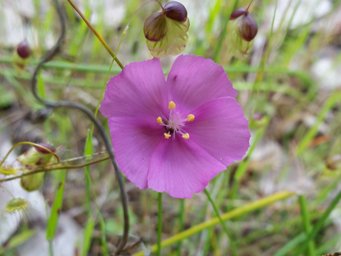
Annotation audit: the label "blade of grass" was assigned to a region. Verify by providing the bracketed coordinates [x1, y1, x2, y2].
[84, 129, 94, 212]
[176, 199, 185, 256]
[298, 195, 315, 256]
[46, 170, 67, 255]
[157, 192, 163, 256]
[213, 0, 239, 61]
[275, 190, 341, 256]
[204, 189, 237, 256]
[133, 191, 295, 256]
[81, 216, 96, 256]
[296, 91, 341, 155]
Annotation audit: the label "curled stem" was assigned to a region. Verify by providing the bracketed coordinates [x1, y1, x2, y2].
[30, 0, 129, 253]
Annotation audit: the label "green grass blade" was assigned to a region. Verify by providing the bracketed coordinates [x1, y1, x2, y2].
[46, 171, 66, 240]
[133, 191, 295, 255]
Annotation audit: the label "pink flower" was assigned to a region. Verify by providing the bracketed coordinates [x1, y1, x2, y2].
[100, 55, 250, 198]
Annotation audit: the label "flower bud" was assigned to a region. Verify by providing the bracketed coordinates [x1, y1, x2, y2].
[16, 39, 31, 59]
[144, 12, 166, 42]
[230, 8, 247, 20]
[21, 172, 45, 192]
[238, 13, 258, 42]
[164, 1, 187, 22]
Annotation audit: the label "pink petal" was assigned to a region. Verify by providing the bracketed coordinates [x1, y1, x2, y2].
[166, 55, 237, 113]
[147, 138, 226, 198]
[108, 117, 163, 189]
[100, 58, 168, 120]
[188, 97, 250, 165]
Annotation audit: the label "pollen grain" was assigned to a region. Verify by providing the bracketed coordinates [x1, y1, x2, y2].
[164, 132, 171, 139]
[168, 101, 176, 110]
[156, 116, 163, 125]
[186, 114, 195, 122]
[182, 133, 190, 140]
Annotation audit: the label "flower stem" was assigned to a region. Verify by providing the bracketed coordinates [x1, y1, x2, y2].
[246, 0, 255, 12]
[66, 0, 124, 70]
[157, 193, 163, 256]
[204, 189, 238, 256]
[176, 199, 185, 255]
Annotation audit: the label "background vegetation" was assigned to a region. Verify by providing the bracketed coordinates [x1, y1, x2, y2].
[1, 0, 341, 255]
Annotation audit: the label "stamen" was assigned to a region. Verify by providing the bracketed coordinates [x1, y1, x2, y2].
[186, 114, 195, 122]
[182, 133, 190, 140]
[164, 132, 171, 139]
[168, 101, 176, 110]
[156, 116, 163, 125]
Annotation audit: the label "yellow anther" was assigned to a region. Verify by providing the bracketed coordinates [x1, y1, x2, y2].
[186, 114, 195, 122]
[168, 101, 176, 110]
[164, 133, 171, 139]
[156, 116, 163, 125]
[182, 133, 190, 140]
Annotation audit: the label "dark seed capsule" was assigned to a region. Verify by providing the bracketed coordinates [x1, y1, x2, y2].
[17, 39, 31, 59]
[34, 143, 56, 154]
[238, 13, 258, 42]
[230, 8, 248, 20]
[163, 1, 187, 22]
[144, 12, 167, 42]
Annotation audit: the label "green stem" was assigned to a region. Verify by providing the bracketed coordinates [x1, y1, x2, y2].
[66, 0, 124, 69]
[176, 200, 185, 255]
[157, 193, 163, 256]
[298, 195, 315, 256]
[204, 189, 237, 256]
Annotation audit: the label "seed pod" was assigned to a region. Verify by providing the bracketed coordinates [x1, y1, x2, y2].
[238, 13, 258, 42]
[21, 172, 45, 191]
[230, 8, 247, 20]
[144, 12, 167, 42]
[164, 1, 187, 22]
[143, 1, 190, 57]
[17, 39, 31, 59]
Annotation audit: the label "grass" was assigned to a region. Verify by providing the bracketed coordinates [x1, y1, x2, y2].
[1, 0, 341, 255]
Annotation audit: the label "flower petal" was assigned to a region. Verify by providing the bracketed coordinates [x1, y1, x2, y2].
[100, 58, 168, 119]
[108, 117, 163, 189]
[147, 138, 225, 198]
[166, 55, 237, 113]
[188, 97, 250, 165]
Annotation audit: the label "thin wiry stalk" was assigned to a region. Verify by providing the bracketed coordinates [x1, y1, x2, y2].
[30, 0, 129, 253]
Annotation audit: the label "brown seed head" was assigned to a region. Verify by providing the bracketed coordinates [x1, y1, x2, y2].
[238, 13, 258, 42]
[144, 12, 167, 42]
[17, 39, 31, 59]
[230, 8, 248, 20]
[163, 1, 188, 22]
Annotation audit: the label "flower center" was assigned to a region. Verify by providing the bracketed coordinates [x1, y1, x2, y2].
[156, 100, 195, 140]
